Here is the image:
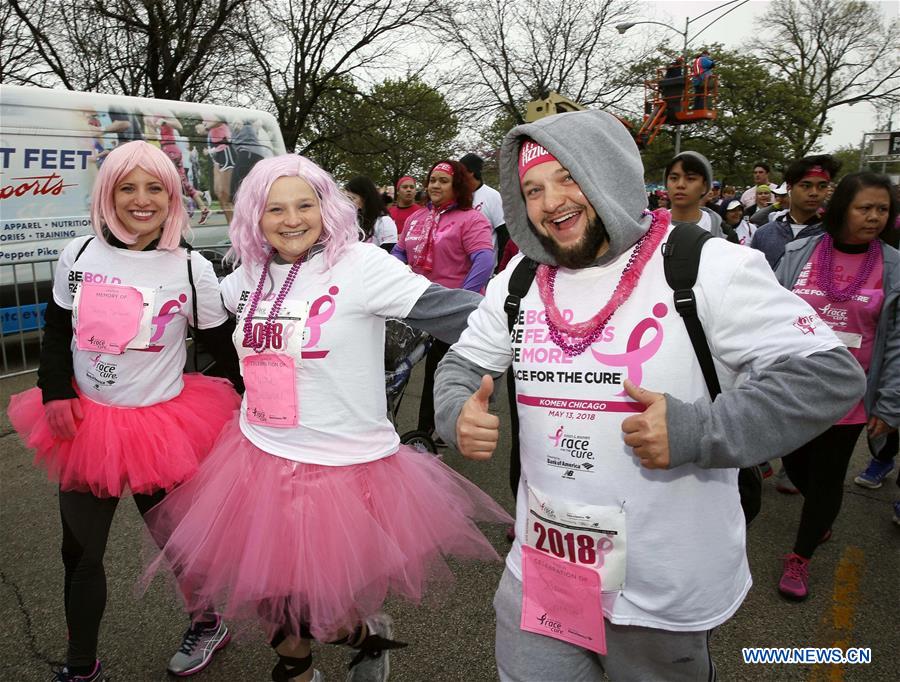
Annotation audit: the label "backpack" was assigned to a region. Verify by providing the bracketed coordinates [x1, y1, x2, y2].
[503, 223, 763, 525]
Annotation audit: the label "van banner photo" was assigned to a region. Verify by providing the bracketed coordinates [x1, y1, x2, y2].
[0, 85, 285, 334]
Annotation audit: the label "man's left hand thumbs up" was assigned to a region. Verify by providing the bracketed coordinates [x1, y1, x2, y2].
[621, 379, 670, 469]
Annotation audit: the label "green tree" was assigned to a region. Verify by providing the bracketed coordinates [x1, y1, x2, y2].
[830, 145, 862, 179]
[630, 47, 807, 186]
[239, 0, 436, 154]
[319, 76, 459, 185]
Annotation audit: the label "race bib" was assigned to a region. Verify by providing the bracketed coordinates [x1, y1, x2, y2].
[73, 282, 155, 354]
[243, 353, 298, 428]
[525, 485, 627, 592]
[234, 299, 309, 365]
[520, 545, 606, 654]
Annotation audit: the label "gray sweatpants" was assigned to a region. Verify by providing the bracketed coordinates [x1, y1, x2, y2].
[493, 567, 717, 682]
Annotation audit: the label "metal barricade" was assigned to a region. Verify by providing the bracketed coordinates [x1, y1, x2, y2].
[1, 257, 56, 377]
[0, 244, 233, 378]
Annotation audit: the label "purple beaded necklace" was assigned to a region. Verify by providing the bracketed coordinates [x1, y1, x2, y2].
[816, 234, 881, 303]
[242, 250, 305, 353]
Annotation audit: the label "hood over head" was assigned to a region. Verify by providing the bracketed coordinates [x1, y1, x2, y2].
[499, 110, 651, 266]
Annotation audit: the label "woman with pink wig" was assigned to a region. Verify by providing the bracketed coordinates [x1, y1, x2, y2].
[141, 154, 510, 682]
[8, 141, 242, 681]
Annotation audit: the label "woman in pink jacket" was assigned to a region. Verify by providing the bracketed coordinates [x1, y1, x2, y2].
[392, 159, 493, 439]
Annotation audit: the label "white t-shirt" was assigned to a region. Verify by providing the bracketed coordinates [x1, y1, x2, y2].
[790, 223, 807, 237]
[53, 235, 227, 407]
[221, 242, 430, 465]
[696, 209, 712, 233]
[740, 186, 757, 209]
[452, 226, 842, 630]
[366, 215, 398, 247]
[472, 183, 505, 231]
[734, 219, 755, 245]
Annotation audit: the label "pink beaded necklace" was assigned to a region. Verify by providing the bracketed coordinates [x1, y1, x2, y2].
[816, 234, 881, 303]
[242, 250, 305, 353]
[537, 210, 668, 357]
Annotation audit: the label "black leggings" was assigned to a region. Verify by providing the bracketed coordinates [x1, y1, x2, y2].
[417, 339, 450, 433]
[781, 423, 864, 559]
[59, 488, 166, 667]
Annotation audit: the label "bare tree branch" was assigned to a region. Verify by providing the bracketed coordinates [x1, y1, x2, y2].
[430, 0, 646, 130]
[752, 0, 900, 156]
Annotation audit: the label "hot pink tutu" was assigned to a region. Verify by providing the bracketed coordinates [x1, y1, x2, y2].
[141, 417, 512, 640]
[7, 374, 240, 498]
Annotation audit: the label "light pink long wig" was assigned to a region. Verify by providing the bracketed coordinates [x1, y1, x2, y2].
[90, 140, 188, 250]
[227, 155, 361, 268]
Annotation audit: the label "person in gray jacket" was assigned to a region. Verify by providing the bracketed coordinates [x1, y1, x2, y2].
[750, 155, 840, 268]
[774, 171, 899, 601]
[432, 109, 865, 682]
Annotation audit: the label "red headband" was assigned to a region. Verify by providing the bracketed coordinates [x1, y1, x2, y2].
[802, 165, 831, 182]
[431, 162, 454, 177]
[788, 165, 831, 189]
[396, 175, 416, 189]
[518, 140, 557, 180]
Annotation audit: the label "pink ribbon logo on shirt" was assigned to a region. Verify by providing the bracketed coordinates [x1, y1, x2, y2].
[590, 303, 667, 395]
[149, 294, 188, 343]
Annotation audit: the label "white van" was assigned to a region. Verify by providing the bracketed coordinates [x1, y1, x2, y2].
[0, 85, 286, 341]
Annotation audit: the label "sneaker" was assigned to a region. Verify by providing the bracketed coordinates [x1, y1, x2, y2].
[778, 553, 810, 601]
[51, 661, 105, 681]
[759, 461, 774, 479]
[893, 501, 900, 526]
[853, 458, 896, 489]
[167, 615, 231, 676]
[347, 613, 404, 682]
[775, 466, 799, 494]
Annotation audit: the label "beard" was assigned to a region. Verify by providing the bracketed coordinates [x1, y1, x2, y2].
[532, 215, 610, 269]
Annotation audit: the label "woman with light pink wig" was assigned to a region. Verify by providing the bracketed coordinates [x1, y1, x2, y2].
[8, 141, 243, 681]
[142, 153, 511, 682]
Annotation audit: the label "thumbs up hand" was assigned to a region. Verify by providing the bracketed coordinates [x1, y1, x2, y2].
[620, 379, 670, 469]
[456, 375, 500, 461]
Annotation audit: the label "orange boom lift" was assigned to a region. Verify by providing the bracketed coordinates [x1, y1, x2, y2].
[634, 66, 718, 148]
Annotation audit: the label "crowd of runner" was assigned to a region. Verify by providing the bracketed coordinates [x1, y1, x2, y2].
[8, 107, 899, 682]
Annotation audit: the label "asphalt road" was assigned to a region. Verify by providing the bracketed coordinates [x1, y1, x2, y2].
[2, 366, 898, 681]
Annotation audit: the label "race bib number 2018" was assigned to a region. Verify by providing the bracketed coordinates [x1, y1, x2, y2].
[525, 486, 627, 592]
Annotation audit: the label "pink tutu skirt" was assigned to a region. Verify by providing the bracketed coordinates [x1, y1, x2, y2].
[141, 417, 512, 640]
[7, 374, 240, 498]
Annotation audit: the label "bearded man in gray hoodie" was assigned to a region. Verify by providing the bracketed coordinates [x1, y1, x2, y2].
[433, 110, 864, 681]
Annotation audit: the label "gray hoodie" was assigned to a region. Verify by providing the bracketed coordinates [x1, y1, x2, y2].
[435, 109, 865, 470]
[498, 110, 651, 266]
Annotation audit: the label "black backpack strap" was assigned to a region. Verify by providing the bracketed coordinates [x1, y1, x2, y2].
[661, 223, 721, 398]
[663, 224, 762, 525]
[183, 242, 200, 372]
[184, 243, 199, 331]
[73, 236, 95, 262]
[505, 257, 538, 333]
[505, 257, 538, 496]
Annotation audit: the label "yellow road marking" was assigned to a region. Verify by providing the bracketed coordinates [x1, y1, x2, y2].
[808, 545, 864, 682]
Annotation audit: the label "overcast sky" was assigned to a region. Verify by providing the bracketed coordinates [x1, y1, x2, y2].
[628, 0, 898, 151]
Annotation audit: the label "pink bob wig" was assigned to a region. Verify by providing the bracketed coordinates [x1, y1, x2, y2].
[227, 154, 360, 269]
[90, 140, 189, 250]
